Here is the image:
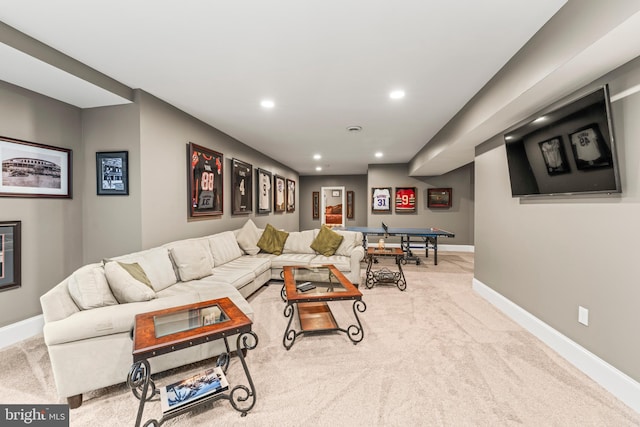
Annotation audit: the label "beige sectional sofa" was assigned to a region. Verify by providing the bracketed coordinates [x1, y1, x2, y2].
[39, 220, 364, 407]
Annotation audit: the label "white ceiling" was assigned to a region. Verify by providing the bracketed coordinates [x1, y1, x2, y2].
[0, 1, 572, 175]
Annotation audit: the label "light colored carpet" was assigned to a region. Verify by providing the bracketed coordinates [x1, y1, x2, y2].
[2, 253, 639, 426]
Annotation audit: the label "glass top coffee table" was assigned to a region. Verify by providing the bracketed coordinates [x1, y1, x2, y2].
[281, 264, 366, 350]
[128, 297, 258, 426]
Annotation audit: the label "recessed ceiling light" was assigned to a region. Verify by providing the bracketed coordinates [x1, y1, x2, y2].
[313, 154, 322, 160]
[315, 166, 322, 171]
[375, 152, 383, 158]
[389, 90, 405, 99]
[261, 99, 275, 108]
[533, 116, 546, 123]
[505, 135, 513, 140]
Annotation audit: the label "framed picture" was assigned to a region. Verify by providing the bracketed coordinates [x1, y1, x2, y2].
[256, 168, 272, 214]
[0, 220, 21, 292]
[569, 123, 612, 170]
[346, 190, 354, 219]
[428, 188, 452, 208]
[0, 135, 71, 198]
[395, 187, 417, 213]
[274, 175, 286, 212]
[332, 190, 341, 197]
[312, 191, 320, 219]
[538, 137, 570, 176]
[371, 187, 392, 213]
[188, 142, 223, 217]
[96, 151, 129, 195]
[232, 158, 253, 214]
[286, 179, 296, 212]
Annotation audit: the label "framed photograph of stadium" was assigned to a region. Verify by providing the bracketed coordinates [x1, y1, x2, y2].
[286, 178, 296, 212]
[188, 142, 223, 217]
[0, 136, 71, 198]
[96, 151, 129, 195]
[427, 188, 452, 209]
[0, 220, 21, 292]
[395, 187, 417, 213]
[371, 187, 392, 213]
[568, 123, 612, 170]
[312, 191, 320, 219]
[231, 158, 253, 215]
[256, 168, 272, 214]
[538, 137, 570, 175]
[274, 175, 286, 212]
[346, 191, 354, 219]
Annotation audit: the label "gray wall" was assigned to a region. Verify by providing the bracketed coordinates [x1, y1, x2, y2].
[474, 60, 640, 382]
[299, 175, 367, 230]
[0, 81, 84, 327]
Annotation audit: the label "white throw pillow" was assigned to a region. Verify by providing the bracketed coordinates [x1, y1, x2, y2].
[115, 247, 178, 292]
[68, 265, 118, 310]
[235, 219, 262, 256]
[209, 231, 245, 265]
[335, 230, 359, 256]
[104, 261, 156, 303]
[169, 240, 214, 281]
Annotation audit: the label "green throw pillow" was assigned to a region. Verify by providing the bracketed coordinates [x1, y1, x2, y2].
[118, 262, 153, 288]
[310, 225, 344, 256]
[257, 224, 289, 255]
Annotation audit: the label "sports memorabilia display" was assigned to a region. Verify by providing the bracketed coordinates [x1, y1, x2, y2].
[188, 142, 223, 217]
[274, 175, 286, 212]
[538, 137, 570, 175]
[232, 158, 253, 214]
[257, 168, 272, 214]
[286, 179, 296, 212]
[569, 123, 612, 170]
[371, 187, 391, 212]
[395, 187, 416, 213]
[427, 188, 452, 209]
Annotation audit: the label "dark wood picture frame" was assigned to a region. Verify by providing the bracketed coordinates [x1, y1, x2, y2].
[395, 187, 417, 213]
[256, 168, 272, 214]
[274, 175, 286, 212]
[0, 135, 72, 198]
[569, 123, 612, 170]
[231, 158, 253, 214]
[96, 151, 129, 195]
[538, 137, 570, 176]
[188, 142, 223, 217]
[371, 187, 392, 213]
[286, 178, 296, 212]
[312, 191, 320, 219]
[427, 188, 452, 208]
[0, 220, 21, 292]
[346, 190, 354, 219]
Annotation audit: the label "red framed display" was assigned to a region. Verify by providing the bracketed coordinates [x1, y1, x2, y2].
[427, 188, 452, 209]
[188, 142, 223, 217]
[395, 187, 416, 213]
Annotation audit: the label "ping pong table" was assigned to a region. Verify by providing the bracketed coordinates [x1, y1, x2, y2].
[341, 225, 455, 265]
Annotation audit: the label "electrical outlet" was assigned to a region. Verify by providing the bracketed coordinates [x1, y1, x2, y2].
[578, 306, 589, 326]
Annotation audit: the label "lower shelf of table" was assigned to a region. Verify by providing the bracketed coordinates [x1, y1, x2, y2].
[298, 302, 338, 331]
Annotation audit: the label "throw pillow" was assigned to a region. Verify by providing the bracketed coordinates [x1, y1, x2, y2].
[310, 225, 344, 256]
[257, 224, 289, 255]
[209, 230, 245, 264]
[68, 265, 118, 310]
[235, 219, 262, 256]
[104, 261, 156, 304]
[168, 239, 214, 281]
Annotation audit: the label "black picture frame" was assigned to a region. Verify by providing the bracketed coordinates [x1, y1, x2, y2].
[395, 187, 417, 213]
[96, 151, 129, 195]
[569, 123, 612, 170]
[274, 175, 286, 212]
[538, 137, 570, 176]
[0, 135, 72, 198]
[312, 191, 320, 219]
[371, 187, 392, 213]
[286, 179, 296, 212]
[256, 168, 272, 214]
[232, 158, 253, 214]
[188, 142, 223, 217]
[428, 188, 452, 208]
[0, 220, 21, 292]
[346, 191, 354, 219]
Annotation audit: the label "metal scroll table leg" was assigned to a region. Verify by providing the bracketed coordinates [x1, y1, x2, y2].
[396, 255, 407, 291]
[227, 331, 259, 416]
[282, 303, 299, 350]
[127, 359, 158, 427]
[345, 300, 367, 344]
[365, 256, 375, 289]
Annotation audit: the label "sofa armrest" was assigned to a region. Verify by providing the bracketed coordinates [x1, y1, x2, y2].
[40, 280, 80, 324]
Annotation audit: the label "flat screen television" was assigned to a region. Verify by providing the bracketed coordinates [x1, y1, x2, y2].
[504, 85, 621, 197]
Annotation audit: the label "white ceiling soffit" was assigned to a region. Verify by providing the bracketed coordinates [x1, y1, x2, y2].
[0, 42, 131, 108]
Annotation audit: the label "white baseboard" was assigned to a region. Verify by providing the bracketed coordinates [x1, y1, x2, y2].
[0, 315, 44, 350]
[472, 278, 640, 414]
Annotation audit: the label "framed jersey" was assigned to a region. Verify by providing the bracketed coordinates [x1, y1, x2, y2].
[569, 123, 612, 170]
[371, 187, 391, 213]
[256, 168, 272, 214]
[286, 179, 296, 212]
[232, 158, 253, 215]
[538, 136, 570, 175]
[274, 175, 286, 212]
[395, 187, 416, 213]
[188, 142, 223, 217]
[427, 188, 452, 209]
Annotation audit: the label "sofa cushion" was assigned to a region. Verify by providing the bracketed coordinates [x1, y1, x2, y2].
[235, 219, 262, 256]
[209, 231, 244, 265]
[104, 261, 156, 303]
[112, 247, 178, 292]
[310, 225, 344, 256]
[334, 230, 361, 256]
[283, 230, 317, 254]
[221, 256, 271, 277]
[257, 224, 289, 255]
[311, 255, 351, 271]
[268, 253, 317, 269]
[168, 239, 214, 281]
[67, 265, 118, 310]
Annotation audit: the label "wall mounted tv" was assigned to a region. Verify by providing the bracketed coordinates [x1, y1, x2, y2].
[504, 85, 621, 197]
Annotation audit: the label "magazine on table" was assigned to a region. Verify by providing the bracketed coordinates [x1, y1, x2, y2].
[160, 366, 229, 413]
